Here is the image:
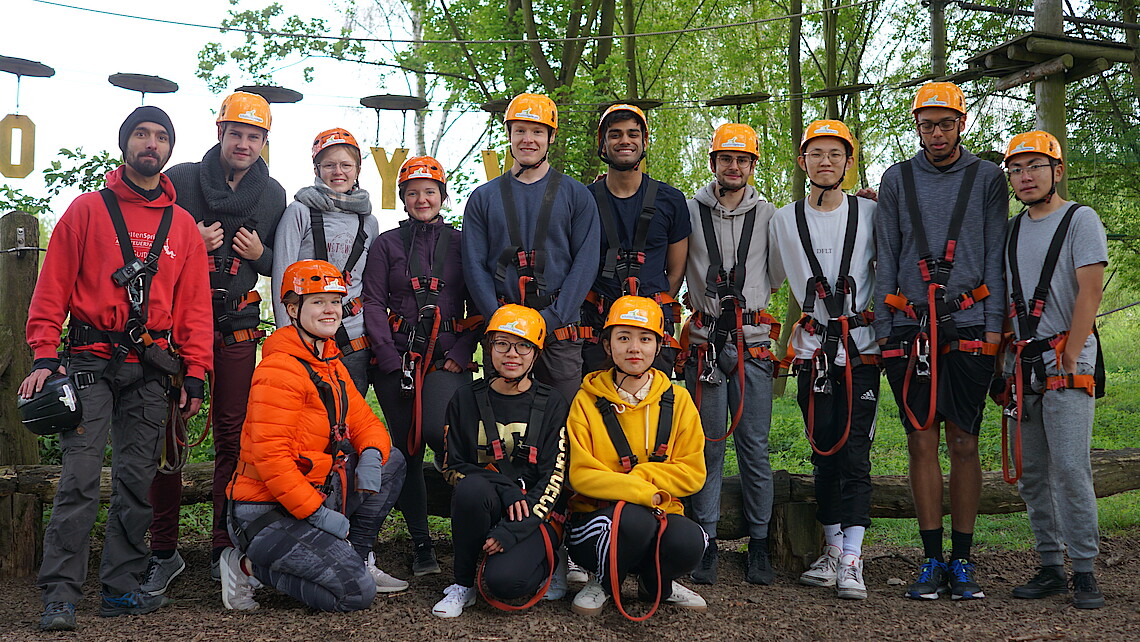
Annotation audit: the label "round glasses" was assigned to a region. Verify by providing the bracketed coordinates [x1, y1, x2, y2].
[491, 339, 535, 356]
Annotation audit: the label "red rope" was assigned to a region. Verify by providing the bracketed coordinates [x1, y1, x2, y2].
[476, 524, 555, 611]
[608, 501, 667, 622]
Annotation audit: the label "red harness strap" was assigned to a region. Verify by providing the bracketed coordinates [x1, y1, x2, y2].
[804, 316, 854, 456]
[476, 523, 556, 611]
[608, 501, 668, 622]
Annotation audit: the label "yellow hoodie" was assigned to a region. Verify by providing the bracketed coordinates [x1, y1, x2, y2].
[567, 368, 706, 515]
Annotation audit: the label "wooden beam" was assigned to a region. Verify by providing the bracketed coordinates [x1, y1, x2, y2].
[985, 53, 1017, 69]
[994, 54, 1074, 91]
[1066, 57, 1113, 84]
[1026, 36, 1137, 63]
[1007, 44, 1050, 63]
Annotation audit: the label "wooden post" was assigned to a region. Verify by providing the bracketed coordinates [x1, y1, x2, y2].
[0, 211, 43, 578]
[1034, 0, 1068, 198]
[929, 0, 948, 77]
[775, 0, 806, 397]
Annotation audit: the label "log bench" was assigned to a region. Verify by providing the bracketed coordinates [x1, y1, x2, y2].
[3, 448, 1139, 577]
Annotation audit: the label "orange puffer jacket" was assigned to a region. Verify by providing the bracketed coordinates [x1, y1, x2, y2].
[229, 326, 392, 519]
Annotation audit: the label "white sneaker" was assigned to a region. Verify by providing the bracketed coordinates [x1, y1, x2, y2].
[836, 554, 868, 600]
[219, 547, 259, 611]
[571, 579, 609, 615]
[544, 547, 569, 600]
[366, 552, 410, 593]
[432, 583, 476, 618]
[800, 544, 841, 587]
[567, 558, 589, 584]
[664, 581, 707, 611]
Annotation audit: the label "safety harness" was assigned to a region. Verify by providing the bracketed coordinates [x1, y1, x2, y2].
[203, 212, 267, 347]
[495, 170, 563, 311]
[581, 177, 682, 349]
[688, 203, 779, 441]
[310, 209, 371, 356]
[787, 195, 877, 455]
[998, 203, 1106, 483]
[881, 160, 992, 431]
[468, 378, 562, 610]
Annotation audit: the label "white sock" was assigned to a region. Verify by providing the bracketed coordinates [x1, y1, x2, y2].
[823, 524, 843, 550]
[842, 526, 866, 557]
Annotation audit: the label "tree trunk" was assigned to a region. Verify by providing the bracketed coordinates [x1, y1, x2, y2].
[0, 212, 40, 466]
[775, 0, 805, 398]
[1034, 0, 1068, 198]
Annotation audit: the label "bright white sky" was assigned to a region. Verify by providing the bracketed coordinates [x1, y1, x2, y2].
[3, 0, 476, 231]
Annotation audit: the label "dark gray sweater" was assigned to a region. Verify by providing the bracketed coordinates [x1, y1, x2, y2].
[873, 147, 1008, 337]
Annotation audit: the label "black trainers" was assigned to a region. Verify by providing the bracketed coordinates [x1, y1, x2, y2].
[39, 602, 76, 631]
[98, 590, 169, 618]
[690, 538, 717, 584]
[948, 558, 985, 600]
[746, 537, 774, 585]
[1070, 572, 1105, 609]
[906, 558, 948, 600]
[1012, 565, 1068, 599]
[412, 540, 441, 576]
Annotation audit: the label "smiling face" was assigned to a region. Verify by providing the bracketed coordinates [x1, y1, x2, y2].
[218, 122, 267, 174]
[603, 326, 660, 377]
[799, 137, 851, 185]
[1006, 152, 1062, 204]
[287, 292, 343, 339]
[314, 146, 361, 194]
[509, 121, 552, 167]
[488, 331, 538, 379]
[401, 178, 443, 222]
[602, 116, 645, 168]
[712, 151, 756, 190]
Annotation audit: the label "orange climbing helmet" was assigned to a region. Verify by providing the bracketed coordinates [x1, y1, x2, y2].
[801, 119, 855, 154]
[1005, 130, 1063, 164]
[217, 91, 272, 131]
[504, 93, 558, 132]
[604, 295, 666, 339]
[709, 123, 759, 158]
[281, 260, 348, 302]
[311, 127, 361, 161]
[486, 304, 547, 347]
[398, 155, 447, 185]
[912, 82, 966, 115]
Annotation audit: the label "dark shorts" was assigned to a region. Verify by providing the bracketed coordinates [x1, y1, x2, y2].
[882, 324, 995, 435]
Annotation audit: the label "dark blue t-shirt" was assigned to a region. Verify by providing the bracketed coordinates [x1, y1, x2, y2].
[589, 173, 691, 300]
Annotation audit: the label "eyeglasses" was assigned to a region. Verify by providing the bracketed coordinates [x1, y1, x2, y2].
[716, 154, 754, 167]
[319, 162, 357, 173]
[916, 118, 961, 134]
[1006, 163, 1054, 177]
[491, 339, 535, 355]
[804, 151, 847, 163]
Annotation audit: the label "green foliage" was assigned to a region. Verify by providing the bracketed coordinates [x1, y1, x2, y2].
[0, 184, 51, 216]
[43, 148, 122, 197]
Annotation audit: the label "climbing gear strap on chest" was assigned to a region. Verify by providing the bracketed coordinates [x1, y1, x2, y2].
[595, 384, 674, 473]
[311, 209, 369, 354]
[496, 170, 564, 310]
[471, 378, 548, 487]
[591, 176, 660, 297]
[294, 356, 353, 511]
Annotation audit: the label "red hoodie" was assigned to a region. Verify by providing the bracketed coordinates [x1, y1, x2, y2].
[26, 166, 213, 380]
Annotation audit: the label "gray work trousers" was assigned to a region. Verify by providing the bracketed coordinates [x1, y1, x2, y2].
[38, 351, 169, 604]
[684, 342, 775, 540]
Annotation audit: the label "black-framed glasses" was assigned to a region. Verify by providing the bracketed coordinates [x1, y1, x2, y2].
[491, 339, 535, 355]
[916, 117, 961, 134]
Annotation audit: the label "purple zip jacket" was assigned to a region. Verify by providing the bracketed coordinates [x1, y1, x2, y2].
[363, 216, 480, 374]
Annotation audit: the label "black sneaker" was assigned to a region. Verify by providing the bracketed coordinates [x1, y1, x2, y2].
[690, 538, 717, 585]
[39, 602, 76, 631]
[746, 537, 774, 585]
[948, 558, 985, 600]
[1012, 566, 1068, 599]
[1070, 572, 1105, 609]
[906, 558, 948, 600]
[412, 540, 441, 576]
[99, 590, 168, 618]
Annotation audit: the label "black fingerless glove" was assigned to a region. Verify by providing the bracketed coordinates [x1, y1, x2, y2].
[32, 357, 61, 373]
[184, 376, 205, 401]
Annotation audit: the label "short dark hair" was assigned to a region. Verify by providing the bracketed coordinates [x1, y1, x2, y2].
[600, 111, 646, 138]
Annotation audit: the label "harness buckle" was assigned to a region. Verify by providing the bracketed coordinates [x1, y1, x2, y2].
[811, 352, 832, 395]
[400, 353, 415, 398]
[914, 335, 932, 382]
[698, 346, 718, 384]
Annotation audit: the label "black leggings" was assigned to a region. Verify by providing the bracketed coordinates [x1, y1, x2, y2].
[376, 368, 469, 541]
[567, 504, 705, 599]
[450, 475, 558, 599]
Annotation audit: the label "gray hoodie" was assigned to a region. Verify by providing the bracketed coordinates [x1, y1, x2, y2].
[873, 146, 1008, 338]
[684, 181, 776, 344]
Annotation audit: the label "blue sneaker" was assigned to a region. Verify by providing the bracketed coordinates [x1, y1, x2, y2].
[906, 558, 949, 600]
[948, 558, 985, 600]
[39, 602, 76, 631]
[98, 590, 168, 617]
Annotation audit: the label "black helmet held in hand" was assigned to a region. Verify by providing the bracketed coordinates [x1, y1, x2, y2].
[18, 373, 83, 435]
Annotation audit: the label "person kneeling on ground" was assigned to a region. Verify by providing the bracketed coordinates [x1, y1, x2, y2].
[566, 296, 708, 618]
[222, 259, 408, 613]
[432, 304, 571, 618]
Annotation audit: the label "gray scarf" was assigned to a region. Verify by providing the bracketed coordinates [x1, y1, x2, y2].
[295, 178, 372, 215]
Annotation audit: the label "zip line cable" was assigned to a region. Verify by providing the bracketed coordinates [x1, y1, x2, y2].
[32, 0, 880, 45]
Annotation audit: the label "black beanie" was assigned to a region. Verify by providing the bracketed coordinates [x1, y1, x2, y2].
[118, 106, 175, 155]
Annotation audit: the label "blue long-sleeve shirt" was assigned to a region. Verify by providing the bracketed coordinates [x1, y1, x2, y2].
[461, 169, 601, 329]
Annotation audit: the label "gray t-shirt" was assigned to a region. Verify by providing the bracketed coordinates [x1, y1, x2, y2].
[1005, 201, 1108, 364]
